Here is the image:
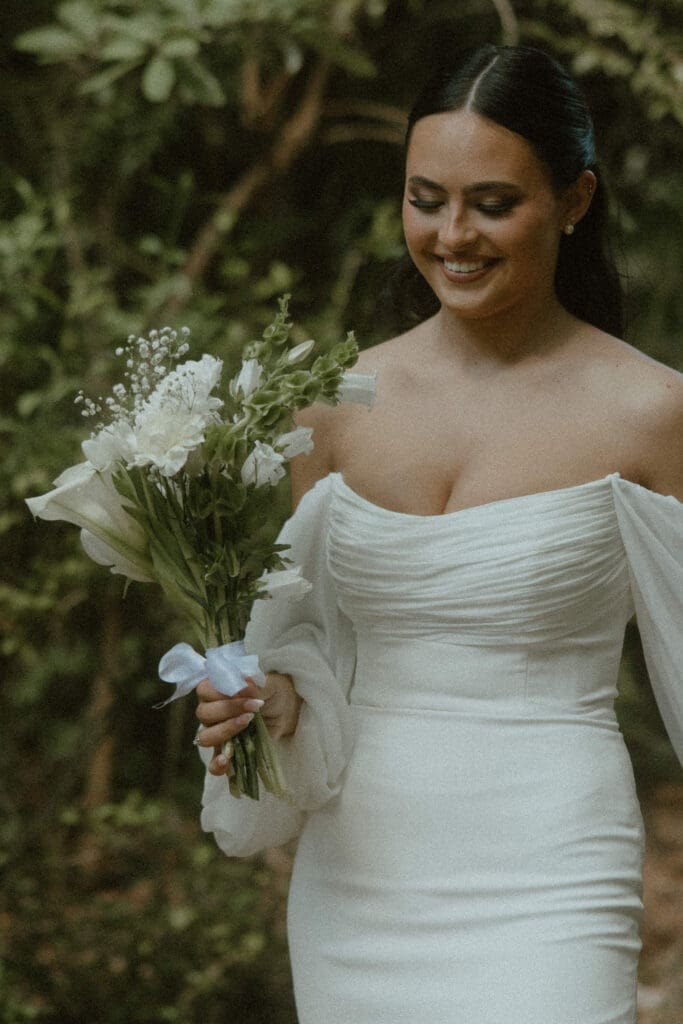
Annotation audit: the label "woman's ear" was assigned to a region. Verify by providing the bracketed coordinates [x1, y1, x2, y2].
[562, 169, 597, 233]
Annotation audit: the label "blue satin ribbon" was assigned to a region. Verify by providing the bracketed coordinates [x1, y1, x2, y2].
[156, 640, 265, 708]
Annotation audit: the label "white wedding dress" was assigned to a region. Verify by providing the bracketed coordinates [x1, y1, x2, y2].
[200, 471, 683, 1024]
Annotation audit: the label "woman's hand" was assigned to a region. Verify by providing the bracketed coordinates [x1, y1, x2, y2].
[195, 672, 303, 776]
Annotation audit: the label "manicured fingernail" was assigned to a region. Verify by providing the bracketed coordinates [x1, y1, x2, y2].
[217, 754, 228, 767]
[243, 699, 265, 712]
[239, 712, 255, 726]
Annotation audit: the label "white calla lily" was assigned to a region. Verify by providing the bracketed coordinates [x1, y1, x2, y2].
[26, 462, 154, 582]
[80, 528, 153, 583]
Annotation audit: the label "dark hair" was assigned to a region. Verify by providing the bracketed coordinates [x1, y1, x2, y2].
[390, 44, 623, 336]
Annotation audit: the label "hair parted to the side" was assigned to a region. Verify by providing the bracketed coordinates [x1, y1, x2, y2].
[389, 44, 624, 337]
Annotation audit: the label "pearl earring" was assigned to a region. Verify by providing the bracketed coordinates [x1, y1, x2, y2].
[564, 223, 575, 236]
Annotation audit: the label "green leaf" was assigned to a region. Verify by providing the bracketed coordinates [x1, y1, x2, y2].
[59, 1, 102, 43]
[14, 26, 83, 62]
[142, 56, 176, 103]
[100, 36, 148, 62]
[16, 391, 44, 418]
[160, 37, 201, 60]
[111, 13, 162, 45]
[175, 59, 226, 107]
[79, 62, 138, 97]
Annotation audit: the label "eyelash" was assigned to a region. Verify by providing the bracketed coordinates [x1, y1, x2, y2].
[408, 199, 516, 217]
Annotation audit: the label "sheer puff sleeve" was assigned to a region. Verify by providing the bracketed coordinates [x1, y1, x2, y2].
[199, 475, 356, 857]
[612, 476, 683, 767]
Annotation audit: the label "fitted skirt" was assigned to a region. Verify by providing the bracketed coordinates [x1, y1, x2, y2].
[287, 639, 645, 1024]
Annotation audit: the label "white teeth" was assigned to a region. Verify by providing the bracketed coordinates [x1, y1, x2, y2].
[444, 259, 488, 273]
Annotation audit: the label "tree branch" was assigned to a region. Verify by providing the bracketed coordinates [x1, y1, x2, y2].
[241, 52, 291, 129]
[491, 0, 519, 44]
[324, 99, 408, 127]
[322, 123, 405, 146]
[167, 57, 331, 312]
[271, 58, 330, 170]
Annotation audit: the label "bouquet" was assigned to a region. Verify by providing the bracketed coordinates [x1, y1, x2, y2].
[26, 296, 376, 802]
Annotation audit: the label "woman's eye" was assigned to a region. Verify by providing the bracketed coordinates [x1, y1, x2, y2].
[408, 198, 442, 211]
[478, 202, 516, 216]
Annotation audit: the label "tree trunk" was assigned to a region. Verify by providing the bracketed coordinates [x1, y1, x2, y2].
[77, 600, 122, 872]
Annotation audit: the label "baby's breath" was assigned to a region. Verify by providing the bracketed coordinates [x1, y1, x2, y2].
[75, 325, 191, 427]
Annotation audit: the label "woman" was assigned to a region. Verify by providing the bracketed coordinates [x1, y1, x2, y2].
[196, 45, 683, 1023]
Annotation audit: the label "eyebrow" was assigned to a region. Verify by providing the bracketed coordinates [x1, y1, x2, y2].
[407, 175, 519, 194]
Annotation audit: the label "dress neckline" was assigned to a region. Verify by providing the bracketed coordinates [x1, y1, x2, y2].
[332, 471, 621, 523]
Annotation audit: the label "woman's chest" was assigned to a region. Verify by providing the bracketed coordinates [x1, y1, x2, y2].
[335, 375, 641, 516]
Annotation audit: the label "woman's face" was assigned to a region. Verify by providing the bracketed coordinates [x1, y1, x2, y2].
[402, 109, 578, 323]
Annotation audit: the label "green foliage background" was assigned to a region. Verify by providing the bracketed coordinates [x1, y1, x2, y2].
[1, 0, 682, 1018]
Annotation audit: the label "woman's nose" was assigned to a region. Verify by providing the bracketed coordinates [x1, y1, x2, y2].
[439, 209, 477, 250]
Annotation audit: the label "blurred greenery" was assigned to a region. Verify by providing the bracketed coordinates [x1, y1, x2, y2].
[1, 0, 682, 1019]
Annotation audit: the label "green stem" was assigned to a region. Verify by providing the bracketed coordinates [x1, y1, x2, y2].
[209, 464, 230, 645]
[253, 714, 293, 803]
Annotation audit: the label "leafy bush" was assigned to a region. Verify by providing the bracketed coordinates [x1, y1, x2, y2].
[1, 792, 296, 1024]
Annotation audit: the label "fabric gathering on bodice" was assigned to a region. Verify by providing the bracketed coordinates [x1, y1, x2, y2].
[328, 471, 632, 647]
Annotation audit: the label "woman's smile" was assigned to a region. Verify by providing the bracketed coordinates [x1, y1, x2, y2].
[440, 256, 500, 282]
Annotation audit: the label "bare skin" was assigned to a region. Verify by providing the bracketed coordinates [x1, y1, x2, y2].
[197, 109, 683, 775]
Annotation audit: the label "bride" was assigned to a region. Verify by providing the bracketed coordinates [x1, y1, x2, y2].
[196, 44, 683, 1023]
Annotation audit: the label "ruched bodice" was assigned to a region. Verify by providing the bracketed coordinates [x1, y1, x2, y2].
[328, 472, 633, 645]
[327, 474, 636, 730]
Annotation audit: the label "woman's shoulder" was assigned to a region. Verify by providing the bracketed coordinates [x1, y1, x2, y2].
[290, 326, 420, 504]
[585, 330, 683, 495]
[588, 332, 683, 417]
[294, 324, 424, 435]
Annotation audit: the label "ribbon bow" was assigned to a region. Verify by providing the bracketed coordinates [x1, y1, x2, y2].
[156, 640, 265, 708]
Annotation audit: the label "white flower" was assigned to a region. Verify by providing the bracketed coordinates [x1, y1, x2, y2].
[81, 419, 137, 472]
[240, 441, 286, 487]
[129, 355, 222, 476]
[286, 339, 315, 365]
[80, 528, 152, 582]
[259, 566, 312, 601]
[337, 370, 378, 409]
[232, 358, 263, 398]
[275, 426, 314, 460]
[26, 462, 154, 582]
